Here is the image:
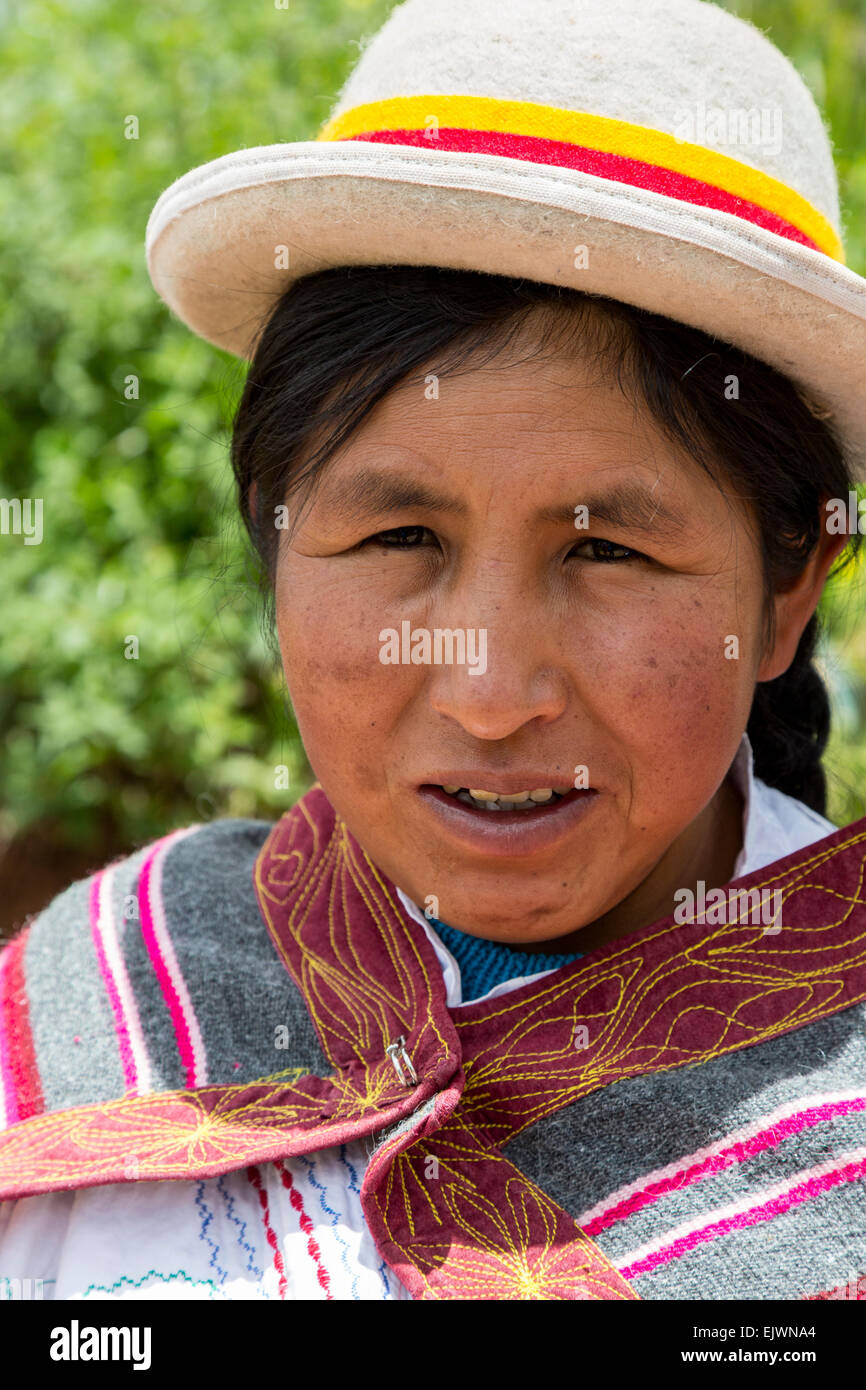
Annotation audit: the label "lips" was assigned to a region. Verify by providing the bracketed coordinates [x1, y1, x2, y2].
[416, 781, 599, 858]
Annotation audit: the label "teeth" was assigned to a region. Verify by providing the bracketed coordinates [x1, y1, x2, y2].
[441, 785, 570, 812]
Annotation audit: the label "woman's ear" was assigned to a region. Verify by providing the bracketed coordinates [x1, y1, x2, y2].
[757, 523, 851, 682]
[248, 481, 260, 525]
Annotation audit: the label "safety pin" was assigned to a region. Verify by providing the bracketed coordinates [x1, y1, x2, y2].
[386, 1035, 419, 1087]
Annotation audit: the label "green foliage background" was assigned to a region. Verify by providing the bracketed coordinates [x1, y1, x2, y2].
[1, 0, 865, 883]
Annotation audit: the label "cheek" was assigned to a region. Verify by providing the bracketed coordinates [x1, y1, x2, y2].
[274, 567, 408, 789]
[581, 598, 757, 772]
[277, 568, 379, 690]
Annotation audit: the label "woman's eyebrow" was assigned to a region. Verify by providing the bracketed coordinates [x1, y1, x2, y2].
[319, 468, 469, 521]
[536, 483, 688, 536]
[320, 470, 686, 535]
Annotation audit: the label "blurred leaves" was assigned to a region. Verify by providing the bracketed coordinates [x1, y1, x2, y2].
[0, 0, 395, 847]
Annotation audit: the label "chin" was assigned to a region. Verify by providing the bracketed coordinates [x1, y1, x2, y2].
[433, 888, 578, 940]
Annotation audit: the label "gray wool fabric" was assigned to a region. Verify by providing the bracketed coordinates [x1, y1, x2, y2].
[6, 816, 866, 1301]
[21, 821, 330, 1112]
[506, 1001, 866, 1300]
[24, 871, 127, 1114]
[153, 821, 330, 1083]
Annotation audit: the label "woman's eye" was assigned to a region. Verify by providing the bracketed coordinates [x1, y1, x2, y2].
[570, 537, 641, 563]
[360, 529, 641, 561]
[365, 525, 436, 549]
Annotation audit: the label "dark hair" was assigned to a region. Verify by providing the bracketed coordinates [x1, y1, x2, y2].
[230, 264, 860, 816]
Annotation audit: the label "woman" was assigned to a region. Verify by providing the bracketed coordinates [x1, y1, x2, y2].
[1, 0, 865, 1301]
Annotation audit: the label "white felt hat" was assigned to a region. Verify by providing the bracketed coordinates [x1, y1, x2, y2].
[145, 0, 866, 476]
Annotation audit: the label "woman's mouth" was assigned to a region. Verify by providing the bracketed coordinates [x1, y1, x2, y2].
[441, 784, 572, 811]
[416, 781, 598, 857]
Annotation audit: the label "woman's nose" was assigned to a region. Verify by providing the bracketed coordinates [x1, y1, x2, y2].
[425, 589, 569, 740]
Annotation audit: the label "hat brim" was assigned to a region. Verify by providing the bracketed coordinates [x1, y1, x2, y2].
[146, 139, 866, 479]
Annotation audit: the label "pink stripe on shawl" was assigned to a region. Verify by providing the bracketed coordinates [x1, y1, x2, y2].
[138, 826, 207, 1089]
[0, 932, 44, 1127]
[0, 947, 18, 1128]
[580, 1092, 866, 1237]
[618, 1149, 866, 1279]
[88, 865, 152, 1095]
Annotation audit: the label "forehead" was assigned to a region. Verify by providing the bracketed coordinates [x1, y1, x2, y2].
[310, 334, 722, 519]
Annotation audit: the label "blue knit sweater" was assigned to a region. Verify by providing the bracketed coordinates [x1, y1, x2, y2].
[428, 918, 583, 1001]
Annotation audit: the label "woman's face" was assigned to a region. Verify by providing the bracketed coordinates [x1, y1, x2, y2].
[273, 316, 831, 948]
